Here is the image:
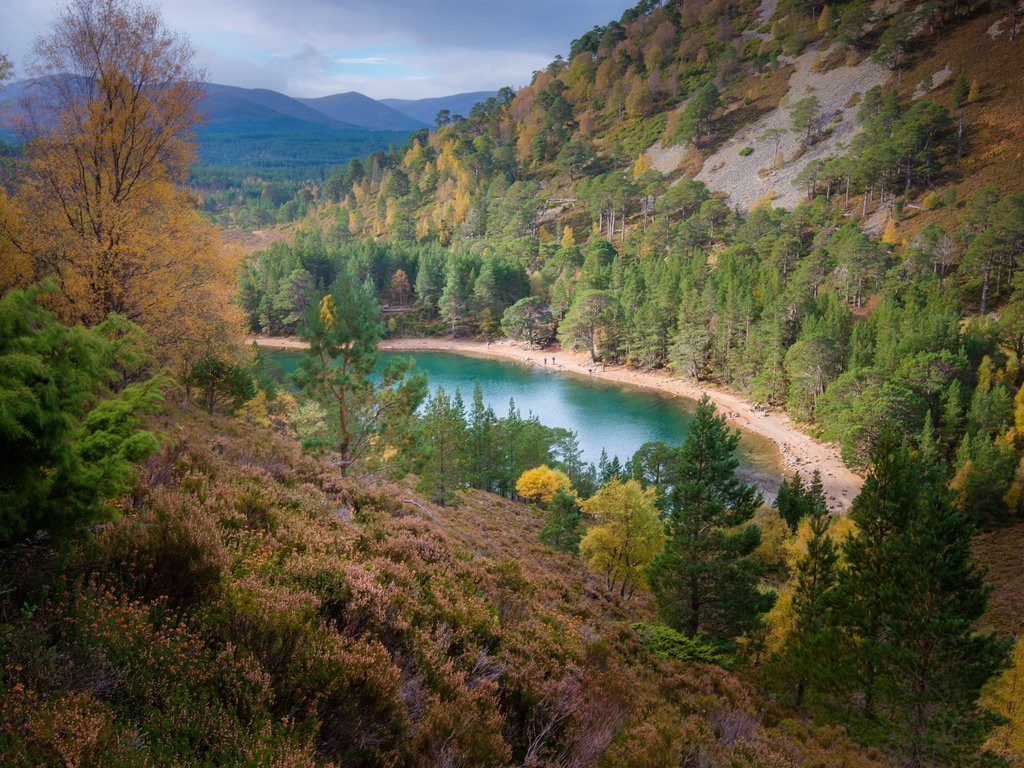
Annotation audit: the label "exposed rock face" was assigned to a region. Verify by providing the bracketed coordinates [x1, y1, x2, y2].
[692, 46, 889, 212]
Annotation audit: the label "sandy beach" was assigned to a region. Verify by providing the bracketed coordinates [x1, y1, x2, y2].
[250, 335, 863, 510]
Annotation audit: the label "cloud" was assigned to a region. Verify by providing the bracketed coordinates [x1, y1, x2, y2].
[0, 0, 629, 98]
[333, 56, 388, 65]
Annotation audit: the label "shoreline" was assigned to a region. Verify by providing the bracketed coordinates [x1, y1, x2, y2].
[249, 335, 863, 510]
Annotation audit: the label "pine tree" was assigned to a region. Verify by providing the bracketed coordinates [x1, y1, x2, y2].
[775, 469, 827, 531]
[648, 396, 770, 640]
[466, 383, 499, 491]
[827, 429, 1009, 765]
[539, 487, 583, 553]
[0, 284, 166, 546]
[781, 501, 839, 707]
[414, 249, 445, 314]
[951, 73, 969, 110]
[297, 264, 425, 469]
[775, 473, 806, 532]
[417, 387, 468, 505]
[440, 256, 472, 336]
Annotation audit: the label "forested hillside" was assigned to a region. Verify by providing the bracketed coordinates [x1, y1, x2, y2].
[228, 4, 1024, 760]
[242, 0, 1024, 478]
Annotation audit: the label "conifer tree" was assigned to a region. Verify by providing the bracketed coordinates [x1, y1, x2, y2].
[780, 500, 839, 707]
[775, 469, 827, 531]
[968, 79, 981, 103]
[952, 73, 969, 158]
[466, 383, 499, 491]
[418, 387, 468, 504]
[827, 429, 1009, 765]
[0, 284, 166, 546]
[297, 263, 425, 469]
[817, 5, 833, 33]
[648, 396, 770, 640]
[775, 472, 807, 532]
[539, 487, 583, 553]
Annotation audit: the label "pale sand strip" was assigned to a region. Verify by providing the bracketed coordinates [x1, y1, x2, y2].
[249, 335, 863, 510]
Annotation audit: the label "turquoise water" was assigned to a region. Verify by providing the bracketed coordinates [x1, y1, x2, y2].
[267, 348, 785, 497]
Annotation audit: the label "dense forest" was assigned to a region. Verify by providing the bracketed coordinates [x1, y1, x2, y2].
[1, 0, 1023, 766]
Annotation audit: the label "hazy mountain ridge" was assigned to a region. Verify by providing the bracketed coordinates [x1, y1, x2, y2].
[200, 82, 357, 128]
[297, 91, 429, 131]
[381, 91, 500, 125]
[1, 79, 497, 176]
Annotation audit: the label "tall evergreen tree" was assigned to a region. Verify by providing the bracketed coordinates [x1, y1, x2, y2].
[297, 263, 425, 469]
[776, 501, 840, 708]
[775, 469, 827, 531]
[417, 387, 468, 505]
[647, 396, 770, 641]
[539, 487, 583, 553]
[826, 429, 1009, 765]
[465, 382, 499, 492]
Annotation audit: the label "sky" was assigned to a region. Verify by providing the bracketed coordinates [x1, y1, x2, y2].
[0, 0, 628, 99]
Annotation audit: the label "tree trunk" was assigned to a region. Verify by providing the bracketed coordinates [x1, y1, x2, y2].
[688, 574, 701, 636]
[981, 265, 991, 315]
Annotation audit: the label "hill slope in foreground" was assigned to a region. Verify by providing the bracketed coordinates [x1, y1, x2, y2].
[0, 408, 888, 767]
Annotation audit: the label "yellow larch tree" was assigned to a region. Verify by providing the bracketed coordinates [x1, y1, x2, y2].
[982, 638, 1024, 764]
[882, 216, 900, 244]
[817, 5, 832, 33]
[560, 226, 575, 249]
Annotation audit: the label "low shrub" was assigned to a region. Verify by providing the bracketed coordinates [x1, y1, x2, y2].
[632, 622, 735, 667]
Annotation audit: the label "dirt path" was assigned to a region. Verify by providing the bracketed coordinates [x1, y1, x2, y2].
[250, 335, 863, 510]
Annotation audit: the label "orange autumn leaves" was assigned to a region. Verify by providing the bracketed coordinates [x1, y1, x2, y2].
[0, 0, 243, 374]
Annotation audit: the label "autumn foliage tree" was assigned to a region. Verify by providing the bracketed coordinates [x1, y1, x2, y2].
[579, 478, 663, 598]
[516, 465, 572, 505]
[0, 0, 242, 373]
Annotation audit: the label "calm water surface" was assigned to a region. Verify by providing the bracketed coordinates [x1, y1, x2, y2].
[268, 348, 785, 497]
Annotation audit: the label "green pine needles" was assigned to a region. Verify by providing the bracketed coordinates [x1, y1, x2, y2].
[0, 283, 167, 546]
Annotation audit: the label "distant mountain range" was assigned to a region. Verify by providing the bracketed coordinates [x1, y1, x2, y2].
[380, 92, 498, 126]
[0, 80, 496, 177]
[296, 92, 427, 132]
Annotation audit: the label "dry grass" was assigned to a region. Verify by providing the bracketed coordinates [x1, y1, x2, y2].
[891, 11, 1024, 240]
[974, 521, 1024, 636]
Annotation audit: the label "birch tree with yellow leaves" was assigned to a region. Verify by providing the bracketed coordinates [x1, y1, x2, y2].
[0, 0, 242, 373]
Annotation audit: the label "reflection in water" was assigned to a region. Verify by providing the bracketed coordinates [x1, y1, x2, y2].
[267, 348, 785, 498]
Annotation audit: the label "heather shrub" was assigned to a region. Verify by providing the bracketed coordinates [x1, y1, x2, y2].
[61, 587, 307, 765]
[96, 487, 229, 606]
[0, 688, 144, 768]
[0, 410, 892, 768]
